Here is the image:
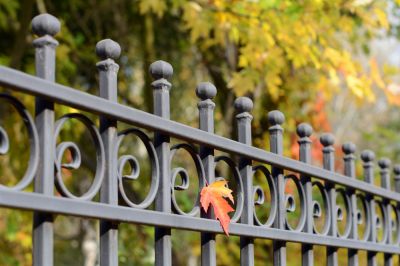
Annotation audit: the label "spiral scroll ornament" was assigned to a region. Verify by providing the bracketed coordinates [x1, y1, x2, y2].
[284, 174, 306, 232]
[214, 155, 244, 223]
[54, 113, 105, 200]
[116, 128, 159, 209]
[0, 94, 39, 191]
[170, 143, 204, 216]
[252, 165, 277, 227]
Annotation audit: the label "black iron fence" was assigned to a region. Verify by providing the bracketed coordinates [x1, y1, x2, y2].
[0, 13, 399, 266]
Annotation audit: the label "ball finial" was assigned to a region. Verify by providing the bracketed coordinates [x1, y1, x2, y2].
[149, 60, 173, 80]
[361, 150, 375, 162]
[196, 82, 217, 100]
[32, 13, 60, 37]
[234, 97, 253, 113]
[378, 158, 391, 169]
[296, 123, 313, 138]
[320, 133, 335, 147]
[393, 164, 400, 175]
[268, 110, 285, 126]
[342, 142, 356, 155]
[96, 39, 121, 60]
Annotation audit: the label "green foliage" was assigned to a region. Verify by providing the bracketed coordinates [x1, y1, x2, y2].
[0, 0, 399, 265]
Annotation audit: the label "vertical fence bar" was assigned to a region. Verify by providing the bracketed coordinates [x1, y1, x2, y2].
[393, 165, 400, 266]
[196, 82, 217, 266]
[342, 143, 358, 266]
[150, 60, 173, 266]
[378, 158, 392, 266]
[268, 110, 286, 266]
[361, 150, 377, 266]
[297, 123, 314, 266]
[320, 133, 337, 266]
[31, 13, 60, 266]
[96, 39, 121, 266]
[235, 97, 254, 266]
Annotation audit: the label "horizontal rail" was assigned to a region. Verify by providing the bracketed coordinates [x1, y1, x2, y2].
[0, 189, 398, 254]
[0, 66, 399, 202]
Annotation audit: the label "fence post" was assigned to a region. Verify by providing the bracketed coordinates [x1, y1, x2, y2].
[393, 165, 400, 265]
[31, 13, 60, 266]
[268, 110, 286, 266]
[235, 97, 254, 266]
[378, 158, 392, 266]
[320, 133, 337, 266]
[150, 60, 173, 266]
[297, 123, 313, 266]
[361, 150, 377, 266]
[96, 39, 121, 266]
[342, 142, 358, 266]
[196, 82, 217, 266]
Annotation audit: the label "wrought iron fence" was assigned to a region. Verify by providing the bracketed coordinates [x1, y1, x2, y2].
[0, 13, 399, 266]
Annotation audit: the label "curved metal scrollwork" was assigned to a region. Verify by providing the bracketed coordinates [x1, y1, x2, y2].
[170, 143, 204, 216]
[214, 155, 243, 223]
[0, 94, 39, 191]
[54, 113, 105, 201]
[356, 193, 371, 241]
[392, 204, 400, 245]
[116, 128, 159, 209]
[312, 181, 331, 236]
[375, 200, 388, 244]
[335, 188, 352, 239]
[284, 174, 306, 232]
[252, 165, 277, 227]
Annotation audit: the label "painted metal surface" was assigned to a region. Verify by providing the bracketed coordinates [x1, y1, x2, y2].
[0, 12, 400, 266]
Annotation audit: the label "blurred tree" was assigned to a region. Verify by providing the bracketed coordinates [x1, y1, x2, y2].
[0, 0, 399, 265]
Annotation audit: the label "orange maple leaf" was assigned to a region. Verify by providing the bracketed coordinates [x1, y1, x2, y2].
[200, 180, 234, 235]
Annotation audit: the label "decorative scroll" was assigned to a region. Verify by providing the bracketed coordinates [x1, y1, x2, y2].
[54, 113, 105, 201]
[214, 155, 244, 223]
[170, 143, 204, 216]
[284, 174, 306, 232]
[253, 165, 277, 227]
[116, 128, 159, 209]
[0, 94, 39, 191]
[335, 188, 352, 238]
[312, 181, 331, 236]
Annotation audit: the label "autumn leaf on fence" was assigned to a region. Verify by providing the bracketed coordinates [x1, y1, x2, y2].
[200, 180, 234, 235]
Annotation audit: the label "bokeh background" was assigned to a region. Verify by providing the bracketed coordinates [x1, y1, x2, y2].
[1, 0, 400, 265]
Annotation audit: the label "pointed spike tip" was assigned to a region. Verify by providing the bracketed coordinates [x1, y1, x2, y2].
[296, 123, 313, 138]
[32, 13, 60, 37]
[96, 39, 121, 60]
[196, 82, 217, 100]
[234, 97, 253, 113]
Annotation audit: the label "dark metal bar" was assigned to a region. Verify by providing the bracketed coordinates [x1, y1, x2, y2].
[31, 13, 60, 266]
[2, 189, 400, 254]
[343, 143, 358, 266]
[150, 60, 173, 266]
[361, 150, 377, 266]
[320, 133, 338, 266]
[196, 82, 217, 266]
[96, 39, 121, 266]
[268, 111, 286, 266]
[297, 123, 314, 266]
[235, 97, 254, 266]
[393, 165, 400, 265]
[3, 68, 400, 202]
[378, 158, 393, 266]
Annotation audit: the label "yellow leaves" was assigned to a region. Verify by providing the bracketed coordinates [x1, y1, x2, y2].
[138, 0, 166, 18]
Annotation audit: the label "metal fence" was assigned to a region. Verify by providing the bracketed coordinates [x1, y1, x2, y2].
[0, 13, 399, 266]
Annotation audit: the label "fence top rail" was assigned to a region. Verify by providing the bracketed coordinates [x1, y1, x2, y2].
[0, 66, 399, 202]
